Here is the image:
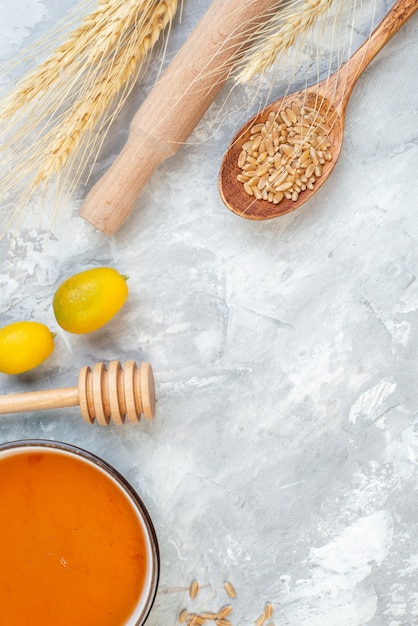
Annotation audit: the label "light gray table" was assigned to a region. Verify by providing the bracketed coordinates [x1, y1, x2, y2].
[1, 1, 417, 624]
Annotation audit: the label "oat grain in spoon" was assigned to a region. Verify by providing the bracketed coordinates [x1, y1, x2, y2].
[219, 0, 417, 220]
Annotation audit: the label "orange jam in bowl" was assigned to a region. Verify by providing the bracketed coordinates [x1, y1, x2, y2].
[0, 440, 159, 626]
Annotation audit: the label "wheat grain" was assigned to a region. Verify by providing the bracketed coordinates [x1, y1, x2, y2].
[237, 101, 332, 204]
[189, 580, 199, 599]
[223, 581, 236, 599]
[235, 0, 334, 82]
[264, 603, 274, 619]
[217, 605, 233, 619]
[188, 615, 206, 626]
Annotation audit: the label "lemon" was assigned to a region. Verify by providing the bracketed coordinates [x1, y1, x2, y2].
[0, 321, 55, 375]
[52, 267, 129, 334]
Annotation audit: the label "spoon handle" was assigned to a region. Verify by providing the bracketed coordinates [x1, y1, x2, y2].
[80, 0, 281, 235]
[324, 0, 417, 108]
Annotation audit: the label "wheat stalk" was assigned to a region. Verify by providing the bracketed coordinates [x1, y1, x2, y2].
[235, 0, 335, 83]
[33, 0, 178, 183]
[0, 2, 123, 121]
[1, 0, 176, 121]
[0, 0, 179, 233]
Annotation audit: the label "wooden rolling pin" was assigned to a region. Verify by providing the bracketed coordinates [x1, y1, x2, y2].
[80, 0, 280, 234]
[0, 361, 155, 426]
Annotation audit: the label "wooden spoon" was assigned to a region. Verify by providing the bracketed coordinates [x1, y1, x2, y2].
[219, 0, 417, 220]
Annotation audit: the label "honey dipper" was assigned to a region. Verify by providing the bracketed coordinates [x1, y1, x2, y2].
[0, 361, 155, 426]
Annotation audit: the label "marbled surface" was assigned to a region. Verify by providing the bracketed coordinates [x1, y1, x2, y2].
[1, 1, 418, 624]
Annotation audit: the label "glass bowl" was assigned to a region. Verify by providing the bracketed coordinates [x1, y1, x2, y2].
[0, 439, 159, 626]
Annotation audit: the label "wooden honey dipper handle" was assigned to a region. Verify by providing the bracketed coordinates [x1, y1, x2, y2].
[80, 0, 280, 234]
[0, 361, 155, 426]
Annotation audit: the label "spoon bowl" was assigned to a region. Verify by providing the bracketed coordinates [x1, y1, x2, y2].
[219, 87, 343, 220]
[219, 0, 417, 220]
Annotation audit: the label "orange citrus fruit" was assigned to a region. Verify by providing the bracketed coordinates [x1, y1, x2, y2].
[52, 267, 129, 334]
[0, 321, 55, 375]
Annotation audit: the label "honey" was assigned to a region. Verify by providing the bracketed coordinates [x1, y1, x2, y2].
[0, 442, 158, 626]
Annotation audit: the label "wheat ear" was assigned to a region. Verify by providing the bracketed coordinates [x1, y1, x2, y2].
[0, 0, 178, 230]
[235, 0, 334, 83]
[0, 0, 176, 121]
[33, 0, 178, 183]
